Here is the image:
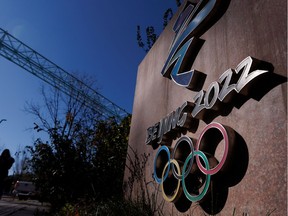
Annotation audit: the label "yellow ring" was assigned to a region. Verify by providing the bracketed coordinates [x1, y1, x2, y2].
[161, 159, 181, 202]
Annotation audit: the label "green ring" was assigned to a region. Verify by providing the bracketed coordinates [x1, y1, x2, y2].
[182, 151, 211, 202]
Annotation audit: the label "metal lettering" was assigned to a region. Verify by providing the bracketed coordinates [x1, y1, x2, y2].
[145, 127, 153, 144]
[147, 56, 283, 146]
[235, 56, 268, 93]
[192, 90, 205, 118]
[177, 101, 190, 127]
[218, 68, 236, 102]
[204, 81, 220, 108]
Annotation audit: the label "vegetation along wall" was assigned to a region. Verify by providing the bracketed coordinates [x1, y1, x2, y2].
[124, 0, 287, 215]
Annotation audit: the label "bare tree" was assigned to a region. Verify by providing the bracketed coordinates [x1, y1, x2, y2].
[24, 75, 102, 208]
[24, 74, 130, 211]
[137, 0, 182, 52]
[13, 145, 29, 176]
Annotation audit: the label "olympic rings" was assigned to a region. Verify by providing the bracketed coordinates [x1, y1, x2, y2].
[171, 136, 194, 180]
[153, 122, 236, 204]
[153, 145, 170, 184]
[196, 122, 229, 175]
[182, 151, 210, 202]
[161, 159, 181, 202]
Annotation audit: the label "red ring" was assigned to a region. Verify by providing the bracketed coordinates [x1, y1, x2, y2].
[195, 122, 229, 175]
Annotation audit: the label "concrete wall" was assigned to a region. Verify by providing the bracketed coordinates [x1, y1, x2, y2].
[124, 0, 287, 215]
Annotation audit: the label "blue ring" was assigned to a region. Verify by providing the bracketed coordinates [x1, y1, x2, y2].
[153, 146, 170, 184]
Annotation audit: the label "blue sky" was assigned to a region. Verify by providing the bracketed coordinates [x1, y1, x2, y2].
[0, 0, 179, 172]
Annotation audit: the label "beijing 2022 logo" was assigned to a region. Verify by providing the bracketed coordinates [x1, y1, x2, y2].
[145, 0, 287, 214]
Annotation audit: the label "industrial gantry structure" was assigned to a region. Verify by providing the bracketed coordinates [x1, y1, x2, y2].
[0, 28, 129, 121]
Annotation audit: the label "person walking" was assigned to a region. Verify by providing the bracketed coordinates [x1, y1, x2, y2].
[0, 149, 15, 199]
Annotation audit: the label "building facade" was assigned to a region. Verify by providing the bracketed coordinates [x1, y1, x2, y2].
[124, 0, 287, 215]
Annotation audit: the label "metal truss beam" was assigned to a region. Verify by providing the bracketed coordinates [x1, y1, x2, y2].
[0, 28, 129, 121]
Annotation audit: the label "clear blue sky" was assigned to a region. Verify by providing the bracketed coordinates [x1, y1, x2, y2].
[0, 0, 179, 173]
